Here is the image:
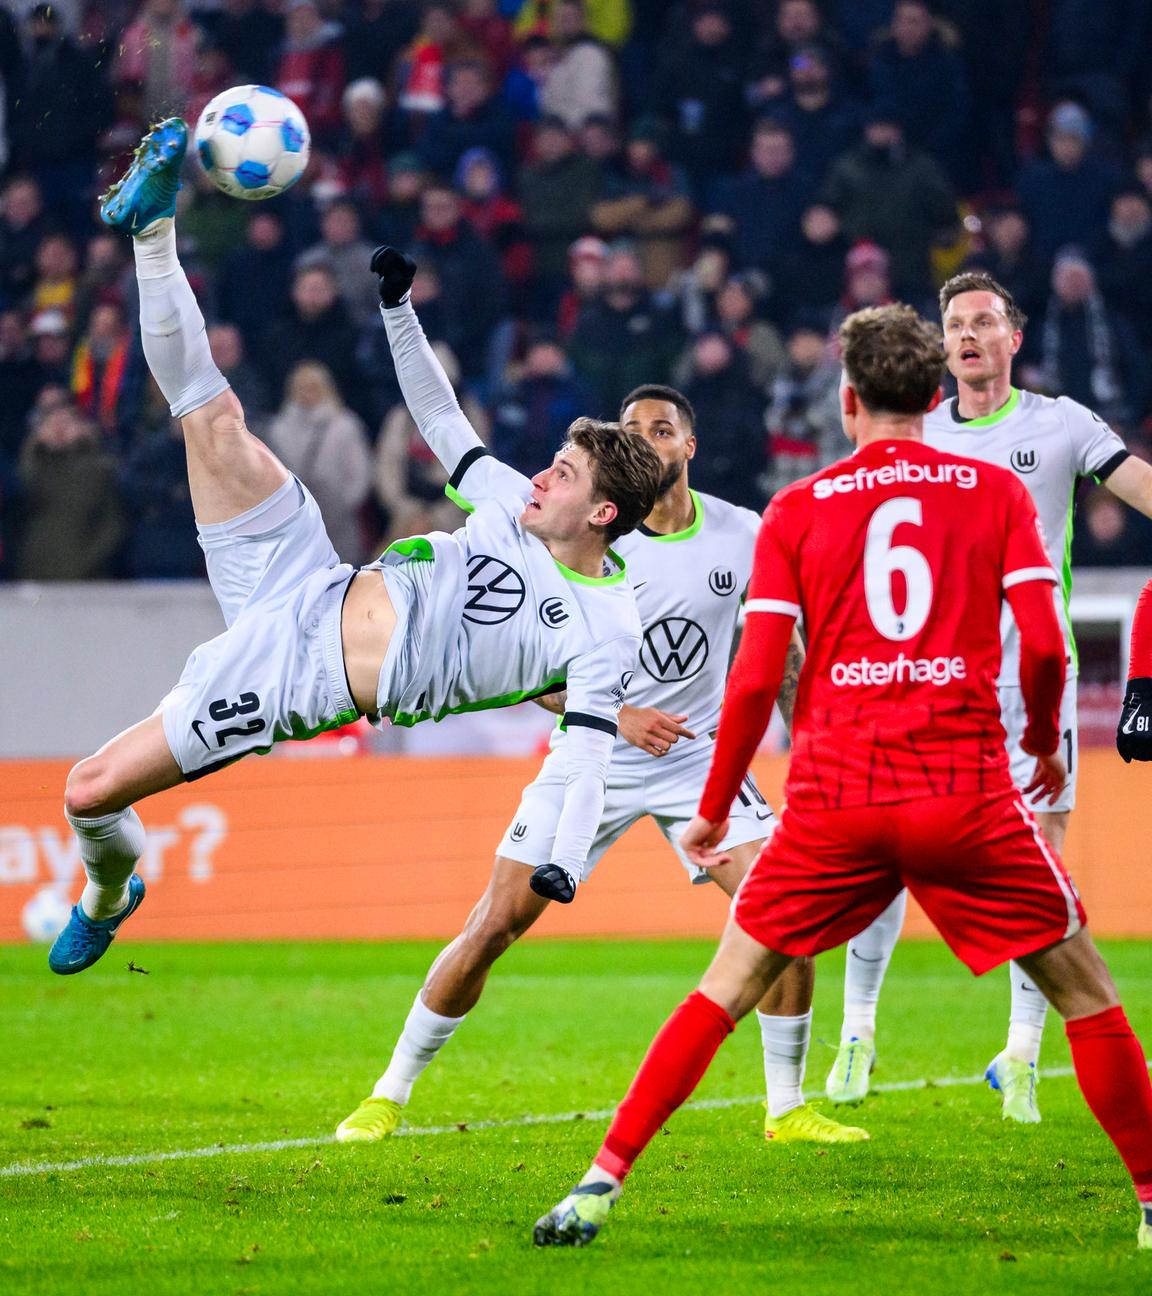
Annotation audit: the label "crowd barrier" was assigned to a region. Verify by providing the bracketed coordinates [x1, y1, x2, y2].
[2, 750, 1150, 944]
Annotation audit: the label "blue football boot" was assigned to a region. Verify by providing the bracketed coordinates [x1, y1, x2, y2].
[48, 875, 146, 975]
[100, 118, 188, 234]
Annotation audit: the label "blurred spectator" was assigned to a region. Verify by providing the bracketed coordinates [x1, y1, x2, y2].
[665, 226, 733, 335]
[709, 272, 786, 391]
[457, 147, 533, 313]
[503, 34, 557, 123]
[409, 182, 505, 382]
[73, 234, 133, 335]
[0, 175, 53, 306]
[518, 115, 602, 314]
[747, 0, 844, 106]
[1093, 191, 1152, 352]
[1071, 484, 1152, 566]
[297, 199, 379, 330]
[217, 212, 294, 344]
[775, 203, 851, 330]
[828, 241, 896, 331]
[654, 1, 749, 195]
[515, 0, 633, 49]
[376, 340, 488, 545]
[867, 1, 974, 191]
[10, 3, 111, 234]
[539, 0, 620, 131]
[336, 78, 408, 210]
[176, 166, 250, 271]
[579, 112, 624, 175]
[491, 334, 592, 477]
[765, 323, 842, 490]
[556, 234, 608, 337]
[1039, 2, 1139, 145]
[70, 300, 141, 445]
[567, 247, 680, 415]
[374, 151, 427, 247]
[115, 0, 198, 127]
[256, 264, 369, 417]
[679, 332, 769, 511]
[30, 233, 79, 321]
[1024, 248, 1148, 426]
[821, 110, 956, 297]
[1016, 102, 1123, 267]
[29, 308, 73, 386]
[458, 0, 516, 79]
[13, 402, 124, 580]
[765, 44, 862, 190]
[276, 0, 346, 142]
[186, 44, 241, 133]
[208, 0, 285, 86]
[961, 207, 1046, 325]
[118, 379, 203, 579]
[0, 308, 40, 466]
[591, 116, 693, 289]
[708, 119, 813, 276]
[266, 361, 373, 564]
[207, 323, 271, 429]
[394, 2, 465, 121]
[342, 0, 420, 88]
[418, 58, 517, 181]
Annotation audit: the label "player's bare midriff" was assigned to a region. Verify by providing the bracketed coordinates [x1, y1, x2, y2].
[340, 569, 398, 714]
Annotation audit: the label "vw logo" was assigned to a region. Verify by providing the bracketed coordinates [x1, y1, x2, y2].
[1010, 447, 1038, 474]
[709, 567, 737, 596]
[640, 617, 709, 682]
[464, 554, 526, 624]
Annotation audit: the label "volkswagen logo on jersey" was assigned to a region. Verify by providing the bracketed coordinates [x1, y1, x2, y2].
[464, 554, 526, 624]
[539, 596, 570, 628]
[1010, 447, 1038, 474]
[709, 567, 737, 596]
[641, 617, 709, 682]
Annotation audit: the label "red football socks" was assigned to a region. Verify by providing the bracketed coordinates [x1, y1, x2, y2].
[1066, 1005, 1152, 1200]
[594, 990, 735, 1183]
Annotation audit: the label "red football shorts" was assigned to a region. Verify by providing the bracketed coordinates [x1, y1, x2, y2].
[733, 791, 1086, 975]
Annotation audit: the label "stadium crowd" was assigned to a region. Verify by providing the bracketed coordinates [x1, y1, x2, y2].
[4, 0, 1152, 578]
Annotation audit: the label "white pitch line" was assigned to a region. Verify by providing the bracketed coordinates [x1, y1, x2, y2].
[0, 1065, 1079, 1180]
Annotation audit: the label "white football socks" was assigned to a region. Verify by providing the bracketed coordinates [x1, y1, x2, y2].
[372, 993, 467, 1104]
[65, 807, 146, 920]
[133, 218, 230, 418]
[841, 890, 907, 1042]
[758, 1009, 812, 1117]
[1004, 962, 1048, 1065]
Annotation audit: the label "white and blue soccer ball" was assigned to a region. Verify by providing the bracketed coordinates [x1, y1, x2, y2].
[194, 85, 311, 201]
[22, 885, 74, 943]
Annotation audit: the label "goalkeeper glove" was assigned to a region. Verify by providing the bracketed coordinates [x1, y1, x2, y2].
[371, 245, 417, 308]
[1117, 676, 1152, 762]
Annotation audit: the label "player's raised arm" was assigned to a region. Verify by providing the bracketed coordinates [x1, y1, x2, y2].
[372, 246, 486, 479]
[1118, 578, 1152, 762]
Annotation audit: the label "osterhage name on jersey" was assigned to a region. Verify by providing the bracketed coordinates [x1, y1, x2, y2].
[547, 490, 762, 767]
[923, 387, 1127, 685]
[756, 439, 1057, 809]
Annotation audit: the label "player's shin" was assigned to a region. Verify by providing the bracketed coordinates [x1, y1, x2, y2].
[1005, 962, 1048, 1064]
[133, 221, 229, 419]
[66, 806, 146, 919]
[373, 992, 467, 1104]
[758, 1009, 811, 1117]
[841, 889, 906, 1042]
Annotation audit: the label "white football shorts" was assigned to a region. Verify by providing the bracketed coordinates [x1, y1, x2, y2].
[496, 735, 775, 882]
[159, 478, 358, 778]
[998, 680, 1078, 814]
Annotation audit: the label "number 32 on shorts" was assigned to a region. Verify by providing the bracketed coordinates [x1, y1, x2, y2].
[191, 692, 266, 751]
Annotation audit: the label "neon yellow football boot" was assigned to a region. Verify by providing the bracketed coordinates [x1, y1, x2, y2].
[825, 1036, 876, 1105]
[335, 1096, 402, 1143]
[764, 1102, 870, 1144]
[985, 1054, 1041, 1124]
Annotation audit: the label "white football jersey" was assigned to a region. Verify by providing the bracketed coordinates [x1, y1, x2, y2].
[550, 489, 761, 767]
[924, 387, 1127, 685]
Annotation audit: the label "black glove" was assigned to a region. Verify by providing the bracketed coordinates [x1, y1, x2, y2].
[371, 245, 417, 308]
[529, 863, 576, 904]
[1117, 676, 1152, 762]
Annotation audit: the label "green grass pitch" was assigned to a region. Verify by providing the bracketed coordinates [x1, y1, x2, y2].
[3, 937, 1152, 1295]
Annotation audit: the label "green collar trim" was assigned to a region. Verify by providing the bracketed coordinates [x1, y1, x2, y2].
[642, 489, 704, 542]
[955, 387, 1020, 428]
[555, 547, 627, 586]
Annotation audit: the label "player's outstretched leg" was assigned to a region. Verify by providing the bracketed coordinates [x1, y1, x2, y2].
[534, 920, 792, 1247]
[984, 961, 1046, 1124]
[337, 858, 550, 1142]
[826, 889, 906, 1104]
[1017, 929, 1152, 1250]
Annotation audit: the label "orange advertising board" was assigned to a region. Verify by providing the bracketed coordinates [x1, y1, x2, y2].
[2, 750, 1150, 944]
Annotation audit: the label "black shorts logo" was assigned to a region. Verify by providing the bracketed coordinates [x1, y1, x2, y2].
[539, 596, 570, 628]
[640, 618, 709, 682]
[709, 567, 736, 596]
[1010, 448, 1038, 474]
[464, 554, 526, 624]
[510, 821, 528, 842]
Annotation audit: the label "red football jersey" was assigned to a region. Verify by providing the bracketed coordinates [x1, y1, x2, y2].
[749, 439, 1056, 809]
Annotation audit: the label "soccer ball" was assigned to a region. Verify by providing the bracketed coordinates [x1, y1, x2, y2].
[22, 886, 73, 943]
[194, 85, 311, 201]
